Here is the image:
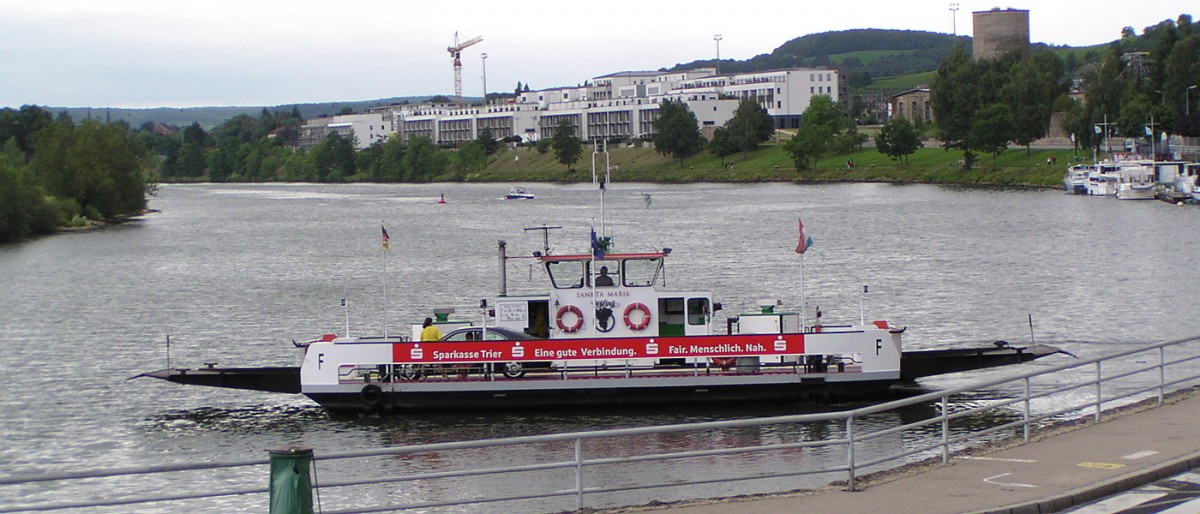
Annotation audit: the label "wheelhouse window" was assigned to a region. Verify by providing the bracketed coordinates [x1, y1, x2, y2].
[687, 298, 710, 325]
[593, 260, 617, 287]
[622, 258, 662, 287]
[545, 260, 585, 289]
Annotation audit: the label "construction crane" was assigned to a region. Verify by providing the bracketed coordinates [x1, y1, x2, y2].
[448, 32, 483, 106]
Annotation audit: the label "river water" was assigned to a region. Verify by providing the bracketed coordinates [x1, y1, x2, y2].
[1, 182, 1199, 512]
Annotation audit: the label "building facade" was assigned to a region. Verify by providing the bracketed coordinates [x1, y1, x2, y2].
[889, 88, 934, 125]
[298, 112, 391, 150]
[299, 67, 844, 149]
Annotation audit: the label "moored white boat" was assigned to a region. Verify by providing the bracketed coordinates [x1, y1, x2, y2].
[1114, 162, 1156, 200]
[1063, 164, 1093, 194]
[1085, 166, 1119, 196]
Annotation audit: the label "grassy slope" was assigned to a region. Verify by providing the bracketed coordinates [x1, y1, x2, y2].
[827, 50, 915, 65]
[468, 143, 1074, 188]
[869, 71, 937, 92]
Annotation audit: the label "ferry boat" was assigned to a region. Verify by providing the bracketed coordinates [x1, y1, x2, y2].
[141, 148, 1063, 414]
[143, 233, 1062, 414]
[143, 235, 1059, 414]
[294, 241, 916, 413]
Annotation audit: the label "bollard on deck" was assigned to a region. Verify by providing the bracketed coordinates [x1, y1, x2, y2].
[268, 445, 314, 514]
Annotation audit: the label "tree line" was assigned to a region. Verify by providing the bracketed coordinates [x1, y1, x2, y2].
[933, 14, 1200, 167]
[1, 106, 150, 243]
[1063, 15, 1200, 151]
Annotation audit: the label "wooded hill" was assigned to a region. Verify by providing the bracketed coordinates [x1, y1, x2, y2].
[39, 26, 1135, 128]
[668, 29, 970, 81]
[46, 96, 437, 130]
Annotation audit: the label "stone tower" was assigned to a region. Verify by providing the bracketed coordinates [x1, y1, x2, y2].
[972, 8, 1030, 60]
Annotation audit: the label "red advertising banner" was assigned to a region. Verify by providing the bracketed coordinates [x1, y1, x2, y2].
[392, 334, 805, 363]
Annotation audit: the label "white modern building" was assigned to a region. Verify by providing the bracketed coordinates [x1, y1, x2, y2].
[298, 112, 391, 150]
[299, 67, 844, 149]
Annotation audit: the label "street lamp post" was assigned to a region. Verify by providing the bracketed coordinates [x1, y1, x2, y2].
[1187, 85, 1197, 116]
[950, 3, 960, 36]
[481, 53, 488, 106]
[714, 34, 723, 74]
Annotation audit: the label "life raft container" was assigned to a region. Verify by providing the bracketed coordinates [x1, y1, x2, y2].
[556, 305, 584, 333]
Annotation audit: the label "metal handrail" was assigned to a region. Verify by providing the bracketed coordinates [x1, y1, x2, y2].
[3, 335, 1198, 513]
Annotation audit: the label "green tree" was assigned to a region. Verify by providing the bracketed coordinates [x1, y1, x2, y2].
[931, 44, 978, 163]
[550, 118, 582, 171]
[378, 137, 407, 181]
[875, 117, 923, 164]
[780, 132, 816, 171]
[970, 104, 1016, 166]
[0, 105, 53, 161]
[781, 95, 845, 170]
[403, 137, 446, 181]
[312, 132, 355, 182]
[1163, 35, 1200, 135]
[171, 122, 211, 178]
[0, 159, 57, 242]
[454, 140, 488, 175]
[653, 99, 703, 167]
[2, 138, 24, 168]
[476, 127, 501, 156]
[1060, 98, 1093, 152]
[707, 126, 738, 167]
[724, 98, 774, 159]
[1083, 45, 1125, 142]
[1003, 52, 1066, 153]
[30, 118, 147, 219]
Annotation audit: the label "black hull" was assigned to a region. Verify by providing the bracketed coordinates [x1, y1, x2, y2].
[307, 379, 900, 415]
[899, 343, 1064, 380]
[138, 367, 301, 394]
[138, 343, 1065, 412]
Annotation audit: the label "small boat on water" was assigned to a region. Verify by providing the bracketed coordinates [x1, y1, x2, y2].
[505, 186, 535, 200]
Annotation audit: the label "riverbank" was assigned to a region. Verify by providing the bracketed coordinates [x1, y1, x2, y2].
[467, 144, 1078, 188]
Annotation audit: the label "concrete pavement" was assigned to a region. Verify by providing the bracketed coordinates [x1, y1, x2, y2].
[621, 387, 1200, 514]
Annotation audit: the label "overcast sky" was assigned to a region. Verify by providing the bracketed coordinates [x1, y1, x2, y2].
[1, 1, 1194, 109]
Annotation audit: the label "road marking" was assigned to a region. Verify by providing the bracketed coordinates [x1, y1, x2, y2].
[983, 472, 1038, 488]
[1174, 472, 1200, 484]
[960, 456, 1038, 463]
[1078, 462, 1126, 470]
[1122, 450, 1159, 460]
[1068, 491, 1168, 513]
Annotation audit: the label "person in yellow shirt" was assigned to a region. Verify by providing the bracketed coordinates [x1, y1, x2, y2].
[420, 317, 442, 341]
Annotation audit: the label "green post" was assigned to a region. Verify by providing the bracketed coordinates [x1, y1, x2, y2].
[268, 445, 314, 514]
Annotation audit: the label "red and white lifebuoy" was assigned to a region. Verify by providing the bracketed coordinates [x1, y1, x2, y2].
[623, 303, 651, 331]
[556, 305, 584, 333]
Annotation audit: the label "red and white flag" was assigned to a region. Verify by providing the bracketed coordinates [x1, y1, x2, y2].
[795, 213, 814, 254]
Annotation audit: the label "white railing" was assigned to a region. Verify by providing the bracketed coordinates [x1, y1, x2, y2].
[3, 335, 1199, 513]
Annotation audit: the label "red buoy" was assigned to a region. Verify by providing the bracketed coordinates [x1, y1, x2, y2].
[438, 194, 446, 204]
